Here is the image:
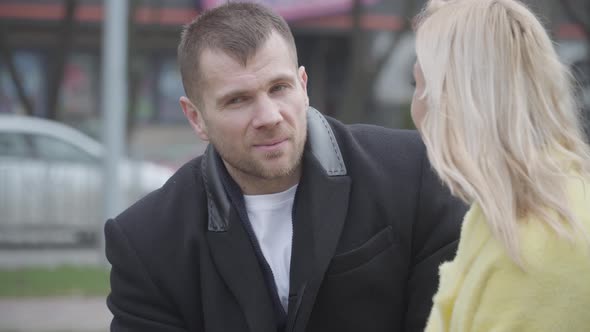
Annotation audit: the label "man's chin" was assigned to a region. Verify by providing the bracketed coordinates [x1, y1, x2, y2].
[257, 165, 295, 179]
[255, 158, 301, 180]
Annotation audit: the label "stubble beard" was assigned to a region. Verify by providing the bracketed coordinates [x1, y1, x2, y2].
[217, 133, 306, 182]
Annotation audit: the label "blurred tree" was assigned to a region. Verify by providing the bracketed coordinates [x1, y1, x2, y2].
[337, 0, 418, 124]
[46, 0, 78, 120]
[560, 0, 590, 46]
[308, 39, 330, 116]
[127, 0, 143, 139]
[520, 0, 560, 37]
[0, 31, 34, 116]
[127, 0, 165, 141]
[560, 0, 590, 134]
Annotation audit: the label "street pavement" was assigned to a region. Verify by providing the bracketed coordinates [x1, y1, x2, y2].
[0, 296, 111, 332]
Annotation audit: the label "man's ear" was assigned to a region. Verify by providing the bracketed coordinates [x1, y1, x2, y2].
[179, 96, 209, 141]
[298, 66, 309, 107]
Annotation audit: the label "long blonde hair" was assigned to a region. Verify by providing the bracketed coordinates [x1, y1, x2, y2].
[415, 0, 590, 264]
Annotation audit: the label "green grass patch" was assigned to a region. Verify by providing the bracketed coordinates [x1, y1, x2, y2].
[0, 265, 110, 297]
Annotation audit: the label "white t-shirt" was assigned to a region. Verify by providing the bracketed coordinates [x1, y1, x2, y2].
[243, 184, 297, 312]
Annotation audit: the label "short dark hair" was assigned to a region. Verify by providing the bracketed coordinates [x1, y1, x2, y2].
[177, 2, 298, 105]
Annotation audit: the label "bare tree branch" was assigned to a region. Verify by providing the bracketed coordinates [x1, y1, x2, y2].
[338, 0, 417, 124]
[367, 0, 418, 95]
[560, 0, 590, 43]
[46, 0, 77, 120]
[127, 0, 142, 140]
[0, 31, 35, 116]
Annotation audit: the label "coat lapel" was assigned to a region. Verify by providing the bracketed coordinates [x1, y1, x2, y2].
[286, 153, 351, 332]
[206, 210, 277, 332]
[202, 146, 277, 332]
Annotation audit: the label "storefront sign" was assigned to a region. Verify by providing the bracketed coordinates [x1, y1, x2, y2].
[202, 0, 380, 20]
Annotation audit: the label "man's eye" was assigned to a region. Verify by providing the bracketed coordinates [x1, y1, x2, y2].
[410, 80, 416, 87]
[228, 96, 247, 105]
[271, 84, 288, 93]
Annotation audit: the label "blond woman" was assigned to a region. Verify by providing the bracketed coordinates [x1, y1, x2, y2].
[411, 0, 590, 330]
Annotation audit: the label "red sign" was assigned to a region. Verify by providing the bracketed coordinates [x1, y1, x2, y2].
[202, 0, 380, 21]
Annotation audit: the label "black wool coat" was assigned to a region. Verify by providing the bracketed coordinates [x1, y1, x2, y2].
[105, 108, 467, 332]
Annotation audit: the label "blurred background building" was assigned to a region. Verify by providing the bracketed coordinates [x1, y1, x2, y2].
[2, 0, 587, 130]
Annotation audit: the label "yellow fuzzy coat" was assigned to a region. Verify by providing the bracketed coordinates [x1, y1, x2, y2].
[425, 177, 590, 332]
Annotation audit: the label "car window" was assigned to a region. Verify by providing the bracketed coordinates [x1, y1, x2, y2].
[31, 134, 97, 163]
[0, 132, 32, 158]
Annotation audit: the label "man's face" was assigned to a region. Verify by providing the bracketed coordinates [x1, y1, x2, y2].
[181, 31, 309, 193]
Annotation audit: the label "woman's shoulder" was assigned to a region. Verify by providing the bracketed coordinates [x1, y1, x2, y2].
[519, 174, 590, 276]
[430, 181, 590, 331]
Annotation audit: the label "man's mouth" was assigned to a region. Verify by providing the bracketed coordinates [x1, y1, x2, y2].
[254, 138, 288, 151]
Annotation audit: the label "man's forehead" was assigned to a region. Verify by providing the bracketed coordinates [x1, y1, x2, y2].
[199, 38, 296, 83]
[200, 33, 294, 69]
[199, 49, 253, 85]
[200, 48, 244, 74]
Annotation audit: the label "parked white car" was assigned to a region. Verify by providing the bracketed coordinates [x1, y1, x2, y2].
[0, 115, 174, 248]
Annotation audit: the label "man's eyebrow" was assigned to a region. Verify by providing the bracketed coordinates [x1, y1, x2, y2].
[268, 74, 296, 85]
[215, 89, 251, 106]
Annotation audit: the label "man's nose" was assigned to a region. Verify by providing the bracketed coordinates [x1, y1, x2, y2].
[252, 95, 283, 128]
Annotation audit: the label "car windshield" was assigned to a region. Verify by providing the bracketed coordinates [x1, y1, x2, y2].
[31, 134, 97, 163]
